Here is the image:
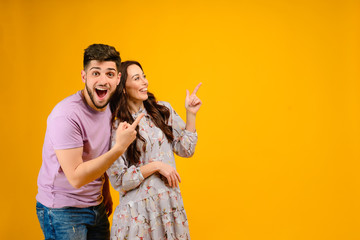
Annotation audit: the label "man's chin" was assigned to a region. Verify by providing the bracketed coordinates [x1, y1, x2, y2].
[94, 102, 108, 109]
[92, 97, 110, 110]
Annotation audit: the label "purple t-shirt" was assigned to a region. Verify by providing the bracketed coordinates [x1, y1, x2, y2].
[36, 91, 111, 208]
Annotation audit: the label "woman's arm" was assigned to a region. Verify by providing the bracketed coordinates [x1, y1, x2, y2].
[185, 82, 202, 132]
[165, 83, 202, 157]
[108, 158, 182, 191]
[140, 162, 181, 188]
[106, 154, 145, 192]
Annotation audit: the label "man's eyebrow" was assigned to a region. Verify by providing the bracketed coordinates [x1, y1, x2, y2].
[89, 67, 101, 70]
[89, 67, 116, 71]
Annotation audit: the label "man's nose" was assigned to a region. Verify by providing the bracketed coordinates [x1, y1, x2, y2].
[98, 74, 108, 84]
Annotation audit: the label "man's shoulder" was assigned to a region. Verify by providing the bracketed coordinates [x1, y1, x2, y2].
[49, 91, 83, 120]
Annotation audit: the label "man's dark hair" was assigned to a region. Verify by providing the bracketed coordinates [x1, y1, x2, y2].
[83, 44, 121, 71]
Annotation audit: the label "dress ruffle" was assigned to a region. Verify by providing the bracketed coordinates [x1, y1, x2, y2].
[111, 190, 190, 240]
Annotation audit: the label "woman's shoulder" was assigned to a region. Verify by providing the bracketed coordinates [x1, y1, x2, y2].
[157, 101, 172, 109]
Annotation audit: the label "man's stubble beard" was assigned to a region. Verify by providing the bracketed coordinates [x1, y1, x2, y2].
[85, 81, 111, 110]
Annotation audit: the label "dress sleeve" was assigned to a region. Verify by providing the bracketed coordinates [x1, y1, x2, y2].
[163, 102, 198, 158]
[106, 125, 144, 194]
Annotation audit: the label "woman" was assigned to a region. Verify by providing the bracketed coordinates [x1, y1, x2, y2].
[107, 61, 202, 240]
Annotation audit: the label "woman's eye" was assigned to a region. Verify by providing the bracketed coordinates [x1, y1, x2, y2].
[143, 75, 146, 79]
[135, 77, 140, 81]
[107, 73, 114, 77]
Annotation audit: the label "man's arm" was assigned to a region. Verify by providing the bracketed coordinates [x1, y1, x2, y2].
[56, 114, 144, 189]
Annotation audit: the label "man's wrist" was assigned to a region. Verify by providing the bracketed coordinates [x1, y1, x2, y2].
[111, 143, 126, 157]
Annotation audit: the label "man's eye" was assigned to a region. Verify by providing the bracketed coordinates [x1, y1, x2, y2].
[92, 72, 99, 76]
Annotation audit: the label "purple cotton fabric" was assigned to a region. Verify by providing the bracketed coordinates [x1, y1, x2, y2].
[36, 91, 111, 208]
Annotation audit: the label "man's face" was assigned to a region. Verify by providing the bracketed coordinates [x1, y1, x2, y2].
[81, 60, 120, 111]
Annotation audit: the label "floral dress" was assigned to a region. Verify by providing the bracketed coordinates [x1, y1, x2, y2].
[107, 101, 198, 240]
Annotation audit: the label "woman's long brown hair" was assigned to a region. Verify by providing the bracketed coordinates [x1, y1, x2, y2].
[110, 61, 174, 166]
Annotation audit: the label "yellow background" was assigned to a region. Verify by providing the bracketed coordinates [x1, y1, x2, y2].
[1, 0, 360, 239]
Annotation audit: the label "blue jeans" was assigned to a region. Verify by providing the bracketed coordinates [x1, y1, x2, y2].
[36, 201, 110, 240]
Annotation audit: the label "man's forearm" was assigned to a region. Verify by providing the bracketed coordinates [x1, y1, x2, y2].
[71, 146, 125, 188]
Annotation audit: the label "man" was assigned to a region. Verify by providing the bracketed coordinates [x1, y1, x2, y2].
[36, 44, 144, 240]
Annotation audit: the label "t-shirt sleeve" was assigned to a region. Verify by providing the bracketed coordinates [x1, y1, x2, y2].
[48, 113, 84, 150]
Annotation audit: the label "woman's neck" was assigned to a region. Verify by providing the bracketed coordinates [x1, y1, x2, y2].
[127, 100, 144, 114]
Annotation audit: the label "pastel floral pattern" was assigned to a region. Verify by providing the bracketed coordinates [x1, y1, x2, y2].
[107, 102, 197, 240]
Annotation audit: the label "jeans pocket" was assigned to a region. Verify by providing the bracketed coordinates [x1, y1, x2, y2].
[36, 206, 45, 233]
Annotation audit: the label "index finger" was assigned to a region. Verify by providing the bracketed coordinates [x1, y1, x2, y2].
[130, 113, 145, 128]
[192, 82, 202, 95]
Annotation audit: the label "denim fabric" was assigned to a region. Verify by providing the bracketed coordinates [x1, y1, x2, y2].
[36, 201, 110, 240]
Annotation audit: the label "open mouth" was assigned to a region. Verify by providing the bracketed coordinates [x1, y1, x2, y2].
[95, 88, 108, 98]
[139, 88, 148, 93]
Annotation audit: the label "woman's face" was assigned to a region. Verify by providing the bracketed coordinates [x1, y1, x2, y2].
[125, 64, 149, 103]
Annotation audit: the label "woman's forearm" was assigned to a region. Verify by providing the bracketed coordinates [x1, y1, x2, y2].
[140, 162, 161, 179]
[140, 161, 181, 188]
[185, 111, 197, 132]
